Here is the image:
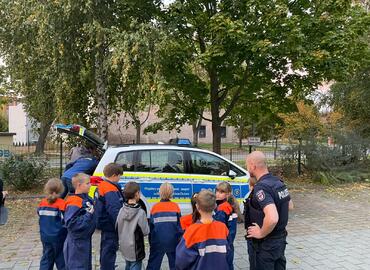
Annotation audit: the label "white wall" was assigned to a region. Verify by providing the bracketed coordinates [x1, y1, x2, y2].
[8, 103, 38, 144]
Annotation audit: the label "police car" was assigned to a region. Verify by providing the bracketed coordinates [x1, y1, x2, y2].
[55, 124, 250, 214]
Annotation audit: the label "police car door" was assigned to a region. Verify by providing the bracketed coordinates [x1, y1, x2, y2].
[118, 149, 192, 212]
[187, 150, 250, 209]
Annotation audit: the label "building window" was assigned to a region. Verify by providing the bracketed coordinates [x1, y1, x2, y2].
[220, 126, 226, 138]
[199, 125, 206, 138]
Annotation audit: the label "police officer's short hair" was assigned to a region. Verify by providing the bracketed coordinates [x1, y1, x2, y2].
[247, 151, 267, 168]
[103, 163, 123, 178]
[124, 181, 140, 200]
[196, 190, 216, 213]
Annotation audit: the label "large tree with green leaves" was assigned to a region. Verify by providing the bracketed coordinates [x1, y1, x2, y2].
[156, 0, 369, 153]
[0, 1, 61, 153]
[50, 0, 160, 140]
[330, 67, 370, 138]
[0, 0, 160, 148]
[109, 22, 160, 143]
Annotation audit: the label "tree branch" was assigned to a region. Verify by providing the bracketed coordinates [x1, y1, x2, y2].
[217, 87, 229, 104]
[140, 103, 152, 126]
[201, 114, 212, 122]
[220, 90, 242, 122]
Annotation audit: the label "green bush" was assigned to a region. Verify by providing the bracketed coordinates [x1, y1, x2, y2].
[0, 155, 47, 191]
[281, 133, 370, 184]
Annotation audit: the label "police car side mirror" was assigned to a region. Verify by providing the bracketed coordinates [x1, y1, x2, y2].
[228, 169, 237, 179]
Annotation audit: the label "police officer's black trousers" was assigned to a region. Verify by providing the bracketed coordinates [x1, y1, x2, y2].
[249, 237, 287, 270]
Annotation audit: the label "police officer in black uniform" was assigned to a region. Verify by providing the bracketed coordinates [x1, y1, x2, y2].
[245, 151, 292, 270]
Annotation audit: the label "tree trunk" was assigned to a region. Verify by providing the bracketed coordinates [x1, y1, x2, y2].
[212, 120, 222, 154]
[35, 120, 52, 155]
[192, 114, 203, 147]
[238, 133, 243, 149]
[135, 121, 141, 144]
[192, 123, 198, 146]
[209, 67, 222, 154]
[238, 121, 244, 149]
[95, 45, 108, 141]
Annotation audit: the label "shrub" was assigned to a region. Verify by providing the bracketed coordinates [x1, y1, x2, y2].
[0, 155, 47, 191]
[280, 134, 370, 184]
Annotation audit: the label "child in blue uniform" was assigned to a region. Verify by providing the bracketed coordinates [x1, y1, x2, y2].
[147, 182, 182, 270]
[214, 182, 239, 270]
[176, 190, 229, 270]
[63, 173, 96, 270]
[95, 163, 124, 270]
[38, 178, 67, 270]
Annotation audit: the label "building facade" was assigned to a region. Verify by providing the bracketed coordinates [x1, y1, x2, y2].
[8, 102, 38, 144]
[107, 110, 239, 145]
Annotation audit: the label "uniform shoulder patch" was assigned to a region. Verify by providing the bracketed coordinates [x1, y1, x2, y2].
[256, 190, 265, 202]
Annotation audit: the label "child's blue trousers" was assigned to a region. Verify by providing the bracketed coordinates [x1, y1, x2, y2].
[40, 241, 65, 270]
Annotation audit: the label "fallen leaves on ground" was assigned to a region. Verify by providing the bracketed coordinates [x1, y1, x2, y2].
[0, 199, 39, 243]
[325, 182, 370, 200]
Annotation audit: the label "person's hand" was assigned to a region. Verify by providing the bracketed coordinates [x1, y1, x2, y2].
[2, 191, 8, 198]
[247, 223, 263, 239]
[86, 202, 94, 214]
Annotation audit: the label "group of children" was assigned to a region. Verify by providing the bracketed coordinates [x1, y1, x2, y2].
[37, 162, 240, 270]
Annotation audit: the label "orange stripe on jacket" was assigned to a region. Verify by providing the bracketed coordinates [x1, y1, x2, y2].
[217, 201, 233, 215]
[98, 180, 119, 196]
[39, 198, 66, 211]
[180, 214, 193, 231]
[183, 221, 229, 248]
[151, 201, 180, 215]
[65, 195, 83, 208]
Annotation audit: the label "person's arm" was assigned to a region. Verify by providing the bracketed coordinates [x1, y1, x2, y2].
[247, 204, 278, 239]
[138, 210, 150, 236]
[105, 191, 123, 224]
[247, 185, 278, 239]
[213, 203, 231, 225]
[64, 160, 75, 171]
[289, 199, 294, 210]
[175, 237, 198, 270]
[64, 206, 95, 238]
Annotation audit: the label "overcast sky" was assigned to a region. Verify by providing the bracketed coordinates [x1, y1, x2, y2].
[163, 0, 174, 6]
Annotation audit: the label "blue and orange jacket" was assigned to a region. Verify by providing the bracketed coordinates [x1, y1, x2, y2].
[180, 214, 193, 231]
[64, 193, 96, 239]
[95, 179, 124, 232]
[176, 220, 230, 270]
[37, 198, 67, 243]
[149, 200, 182, 252]
[214, 199, 237, 244]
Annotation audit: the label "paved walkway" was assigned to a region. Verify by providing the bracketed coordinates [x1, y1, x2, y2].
[1, 183, 370, 269]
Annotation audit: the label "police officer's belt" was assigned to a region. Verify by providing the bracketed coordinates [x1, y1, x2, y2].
[252, 229, 287, 243]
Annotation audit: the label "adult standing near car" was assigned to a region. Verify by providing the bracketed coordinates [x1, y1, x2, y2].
[245, 151, 291, 270]
[60, 145, 99, 199]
